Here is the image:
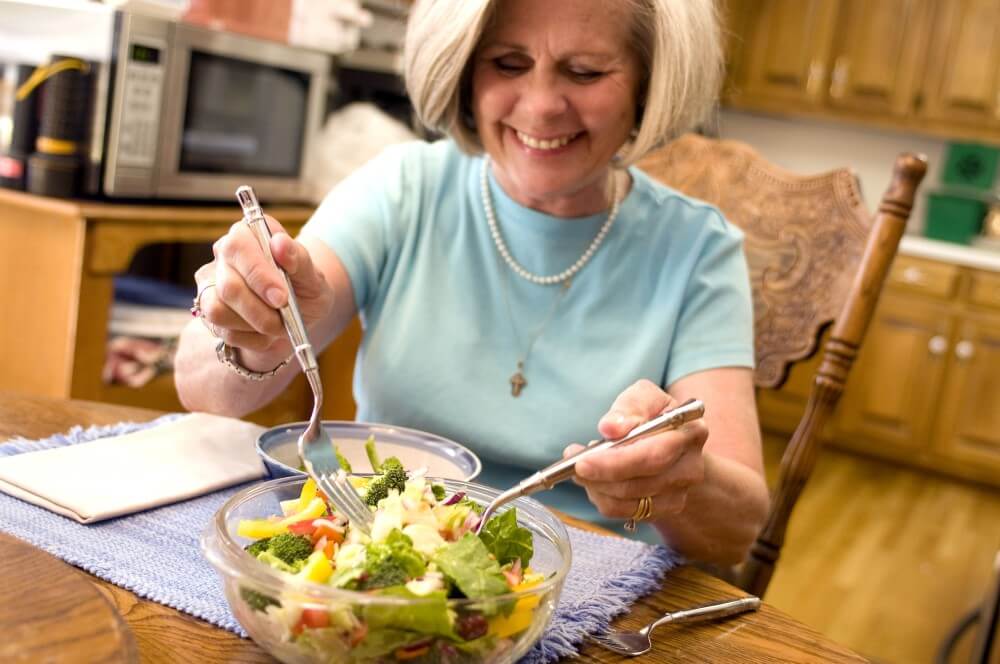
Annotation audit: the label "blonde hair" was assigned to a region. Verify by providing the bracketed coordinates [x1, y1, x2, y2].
[403, 0, 723, 166]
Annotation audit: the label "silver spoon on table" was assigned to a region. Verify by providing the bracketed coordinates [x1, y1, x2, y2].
[590, 596, 761, 656]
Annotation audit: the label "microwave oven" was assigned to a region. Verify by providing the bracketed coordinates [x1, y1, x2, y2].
[1, 5, 331, 203]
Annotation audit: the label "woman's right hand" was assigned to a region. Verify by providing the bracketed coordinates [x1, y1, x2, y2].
[194, 215, 334, 366]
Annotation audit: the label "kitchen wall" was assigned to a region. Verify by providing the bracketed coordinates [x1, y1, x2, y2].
[716, 109, 947, 234]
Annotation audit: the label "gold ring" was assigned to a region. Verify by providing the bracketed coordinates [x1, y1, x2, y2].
[624, 495, 654, 532]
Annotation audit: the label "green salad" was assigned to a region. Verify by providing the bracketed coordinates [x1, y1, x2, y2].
[236, 440, 545, 663]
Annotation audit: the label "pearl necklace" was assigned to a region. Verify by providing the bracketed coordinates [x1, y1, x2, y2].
[480, 157, 620, 285]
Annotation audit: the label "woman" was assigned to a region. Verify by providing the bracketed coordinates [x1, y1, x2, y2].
[175, 0, 769, 564]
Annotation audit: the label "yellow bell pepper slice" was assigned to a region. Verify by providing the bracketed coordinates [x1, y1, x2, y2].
[298, 550, 333, 584]
[510, 578, 543, 612]
[488, 606, 535, 639]
[238, 496, 328, 539]
[488, 574, 544, 639]
[297, 477, 318, 512]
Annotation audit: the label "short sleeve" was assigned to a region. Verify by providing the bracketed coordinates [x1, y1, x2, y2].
[299, 142, 418, 312]
[665, 215, 755, 386]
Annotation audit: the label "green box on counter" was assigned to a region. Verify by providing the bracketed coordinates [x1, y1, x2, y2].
[924, 191, 987, 245]
[941, 142, 1000, 190]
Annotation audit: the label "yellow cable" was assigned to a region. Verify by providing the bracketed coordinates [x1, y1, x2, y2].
[15, 58, 90, 101]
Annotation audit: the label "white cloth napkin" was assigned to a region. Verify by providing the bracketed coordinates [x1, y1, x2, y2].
[0, 413, 267, 524]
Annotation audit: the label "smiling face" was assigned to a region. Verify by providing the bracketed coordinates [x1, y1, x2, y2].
[470, 0, 642, 217]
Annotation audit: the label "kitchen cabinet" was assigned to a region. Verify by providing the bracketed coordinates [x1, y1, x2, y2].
[834, 292, 953, 457]
[724, 0, 1000, 145]
[760, 252, 1000, 487]
[0, 188, 360, 427]
[755, 341, 821, 436]
[824, 0, 930, 117]
[919, 0, 1000, 132]
[931, 308, 1000, 481]
[735, 0, 839, 107]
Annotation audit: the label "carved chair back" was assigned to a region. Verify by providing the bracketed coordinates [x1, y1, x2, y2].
[638, 133, 927, 597]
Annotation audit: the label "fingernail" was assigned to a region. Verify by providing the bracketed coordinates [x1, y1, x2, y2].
[266, 288, 284, 307]
[603, 412, 628, 428]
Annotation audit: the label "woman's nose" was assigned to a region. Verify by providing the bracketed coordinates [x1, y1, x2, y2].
[518, 72, 569, 119]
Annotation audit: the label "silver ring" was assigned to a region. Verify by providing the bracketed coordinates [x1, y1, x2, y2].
[190, 281, 215, 318]
[190, 282, 219, 336]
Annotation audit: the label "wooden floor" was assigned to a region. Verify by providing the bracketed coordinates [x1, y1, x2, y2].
[762, 435, 1000, 663]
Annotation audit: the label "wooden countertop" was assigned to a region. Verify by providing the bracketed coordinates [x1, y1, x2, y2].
[0, 187, 315, 224]
[900, 234, 1000, 272]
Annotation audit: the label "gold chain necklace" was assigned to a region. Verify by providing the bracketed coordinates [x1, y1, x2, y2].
[496, 264, 571, 397]
[482, 158, 620, 396]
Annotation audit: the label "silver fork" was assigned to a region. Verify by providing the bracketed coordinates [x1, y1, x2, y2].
[236, 186, 374, 534]
[589, 596, 761, 657]
[475, 399, 705, 533]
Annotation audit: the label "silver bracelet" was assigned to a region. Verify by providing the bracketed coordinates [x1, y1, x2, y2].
[215, 339, 292, 381]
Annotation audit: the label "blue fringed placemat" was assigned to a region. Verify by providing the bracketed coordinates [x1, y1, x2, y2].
[0, 420, 681, 662]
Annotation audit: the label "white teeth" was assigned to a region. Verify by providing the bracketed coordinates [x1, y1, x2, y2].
[516, 131, 574, 150]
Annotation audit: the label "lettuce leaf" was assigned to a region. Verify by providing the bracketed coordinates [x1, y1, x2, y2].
[334, 443, 353, 473]
[478, 508, 533, 567]
[364, 434, 382, 473]
[362, 587, 456, 639]
[345, 627, 417, 661]
[432, 533, 509, 599]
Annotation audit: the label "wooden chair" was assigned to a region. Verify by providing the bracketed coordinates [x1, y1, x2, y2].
[637, 133, 927, 597]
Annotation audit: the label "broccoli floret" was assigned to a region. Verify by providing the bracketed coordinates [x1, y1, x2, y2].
[245, 537, 271, 557]
[363, 456, 408, 507]
[240, 586, 280, 612]
[357, 529, 426, 590]
[266, 533, 314, 565]
[360, 561, 409, 590]
[431, 484, 446, 501]
[245, 533, 313, 567]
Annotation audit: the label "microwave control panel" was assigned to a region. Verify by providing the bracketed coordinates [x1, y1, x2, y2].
[116, 42, 164, 169]
[104, 11, 170, 197]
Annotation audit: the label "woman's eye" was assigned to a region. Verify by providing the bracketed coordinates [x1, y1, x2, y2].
[494, 58, 528, 75]
[568, 69, 603, 82]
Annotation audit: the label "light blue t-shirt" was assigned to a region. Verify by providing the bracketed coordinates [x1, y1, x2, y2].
[302, 139, 753, 541]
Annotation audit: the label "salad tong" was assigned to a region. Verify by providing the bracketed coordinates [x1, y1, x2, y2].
[475, 399, 705, 532]
[236, 186, 375, 534]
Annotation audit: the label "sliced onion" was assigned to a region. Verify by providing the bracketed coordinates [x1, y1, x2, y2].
[443, 491, 465, 506]
[460, 510, 481, 535]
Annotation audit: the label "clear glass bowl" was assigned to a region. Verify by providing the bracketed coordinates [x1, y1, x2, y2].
[201, 476, 571, 664]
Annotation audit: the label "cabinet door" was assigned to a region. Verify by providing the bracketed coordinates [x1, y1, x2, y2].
[920, 0, 1000, 128]
[739, 0, 840, 106]
[835, 294, 953, 455]
[825, 0, 932, 116]
[932, 313, 1000, 473]
[720, 0, 761, 98]
[756, 348, 823, 435]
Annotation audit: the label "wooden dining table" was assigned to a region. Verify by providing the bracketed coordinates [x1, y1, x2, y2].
[0, 391, 867, 663]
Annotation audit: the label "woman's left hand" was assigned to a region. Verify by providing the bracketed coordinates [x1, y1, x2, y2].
[564, 379, 709, 522]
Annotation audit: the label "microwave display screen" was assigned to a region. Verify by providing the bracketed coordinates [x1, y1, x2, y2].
[179, 51, 308, 177]
[131, 44, 161, 64]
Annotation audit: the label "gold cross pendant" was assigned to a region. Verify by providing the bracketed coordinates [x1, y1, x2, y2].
[509, 362, 526, 397]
